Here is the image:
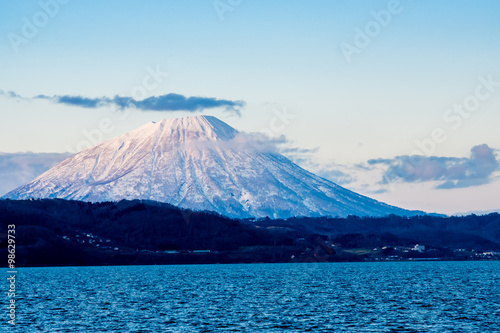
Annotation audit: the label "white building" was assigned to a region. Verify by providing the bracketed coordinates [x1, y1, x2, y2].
[413, 244, 426, 253]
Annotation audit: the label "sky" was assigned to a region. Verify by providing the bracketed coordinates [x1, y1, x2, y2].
[0, 0, 499, 215]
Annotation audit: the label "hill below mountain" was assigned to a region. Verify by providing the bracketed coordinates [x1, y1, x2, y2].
[1, 199, 498, 267]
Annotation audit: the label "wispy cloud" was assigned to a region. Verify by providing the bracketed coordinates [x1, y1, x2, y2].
[1, 91, 246, 115]
[368, 144, 499, 189]
[0, 90, 25, 100]
[0, 152, 72, 196]
[191, 132, 309, 156]
[314, 167, 355, 185]
[300, 144, 500, 192]
[36, 94, 104, 108]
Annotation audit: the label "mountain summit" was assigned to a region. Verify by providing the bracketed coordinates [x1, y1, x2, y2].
[141, 116, 238, 143]
[3, 115, 420, 218]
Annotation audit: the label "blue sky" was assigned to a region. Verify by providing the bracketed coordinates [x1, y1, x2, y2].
[1, 0, 499, 214]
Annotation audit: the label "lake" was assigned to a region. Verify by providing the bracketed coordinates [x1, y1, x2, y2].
[4, 261, 499, 332]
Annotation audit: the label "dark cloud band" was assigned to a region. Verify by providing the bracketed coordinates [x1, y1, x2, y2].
[1, 90, 245, 114]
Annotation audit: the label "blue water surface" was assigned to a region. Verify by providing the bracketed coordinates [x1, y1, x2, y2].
[3, 261, 499, 332]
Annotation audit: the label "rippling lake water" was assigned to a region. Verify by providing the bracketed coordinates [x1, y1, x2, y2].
[3, 261, 499, 332]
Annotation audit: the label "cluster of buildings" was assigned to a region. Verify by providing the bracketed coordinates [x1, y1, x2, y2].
[61, 231, 119, 251]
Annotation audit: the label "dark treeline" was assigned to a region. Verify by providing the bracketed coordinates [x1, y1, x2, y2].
[0, 199, 499, 267]
[0, 199, 297, 266]
[252, 213, 500, 251]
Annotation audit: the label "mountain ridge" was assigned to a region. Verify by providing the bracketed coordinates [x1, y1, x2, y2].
[3, 115, 425, 218]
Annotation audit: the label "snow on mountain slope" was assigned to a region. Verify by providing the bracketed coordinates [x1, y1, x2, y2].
[3, 116, 421, 219]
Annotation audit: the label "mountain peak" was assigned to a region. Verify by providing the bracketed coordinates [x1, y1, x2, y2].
[132, 115, 238, 144]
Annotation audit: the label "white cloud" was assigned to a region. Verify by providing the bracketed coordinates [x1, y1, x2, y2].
[0, 152, 71, 196]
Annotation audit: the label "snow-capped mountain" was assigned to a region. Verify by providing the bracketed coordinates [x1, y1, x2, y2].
[3, 116, 422, 219]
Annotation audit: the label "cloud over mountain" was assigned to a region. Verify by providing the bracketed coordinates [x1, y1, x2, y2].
[0, 90, 245, 114]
